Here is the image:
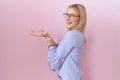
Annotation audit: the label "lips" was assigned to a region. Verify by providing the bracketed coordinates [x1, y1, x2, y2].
[66, 22, 72, 25]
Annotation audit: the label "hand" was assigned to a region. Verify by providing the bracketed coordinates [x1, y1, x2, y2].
[31, 30, 57, 46]
[30, 30, 51, 39]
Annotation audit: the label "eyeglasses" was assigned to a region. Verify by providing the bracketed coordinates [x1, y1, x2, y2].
[63, 13, 80, 18]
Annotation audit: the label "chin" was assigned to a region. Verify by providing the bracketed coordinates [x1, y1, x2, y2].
[66, 25, 72, 28]
[66, 26, 71, 29]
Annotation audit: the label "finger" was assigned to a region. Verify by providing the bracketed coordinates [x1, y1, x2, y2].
[40, 31, 46, 37]
[32, 30, 37, 35]
[30, 30, 40, 36]
[43, 32, 48, 36]
[30, 30, 35, 36]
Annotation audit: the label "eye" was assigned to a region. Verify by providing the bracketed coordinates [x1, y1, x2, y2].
[69, 14, 75, 17]
[63, 13, 68, 18]
[66, 13, 69, 16]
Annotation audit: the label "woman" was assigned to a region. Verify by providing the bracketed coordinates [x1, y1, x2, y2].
[31, 3, 87, 80]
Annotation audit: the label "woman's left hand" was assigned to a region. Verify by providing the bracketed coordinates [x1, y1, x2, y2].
[30, 30, 51, 39]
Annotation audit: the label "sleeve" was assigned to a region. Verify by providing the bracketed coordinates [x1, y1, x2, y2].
[48, 37, 75, 71]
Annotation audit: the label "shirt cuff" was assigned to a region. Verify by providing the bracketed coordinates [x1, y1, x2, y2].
[48, 45, 56, 49]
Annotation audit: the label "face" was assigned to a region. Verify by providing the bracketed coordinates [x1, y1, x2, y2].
[64, 8, 80, 30]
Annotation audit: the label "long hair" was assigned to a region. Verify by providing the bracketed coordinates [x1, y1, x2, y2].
[68, 3, 87, 43]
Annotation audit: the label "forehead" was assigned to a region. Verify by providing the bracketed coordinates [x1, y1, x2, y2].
[67, 8, 78, 14]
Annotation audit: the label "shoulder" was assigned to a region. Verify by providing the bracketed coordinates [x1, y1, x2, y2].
[65, 30, 84, 41]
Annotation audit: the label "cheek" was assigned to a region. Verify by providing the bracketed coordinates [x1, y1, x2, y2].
[73, 19, 79, 25]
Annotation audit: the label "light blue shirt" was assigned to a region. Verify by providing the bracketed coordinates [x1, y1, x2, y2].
[48, 30, 85, 80]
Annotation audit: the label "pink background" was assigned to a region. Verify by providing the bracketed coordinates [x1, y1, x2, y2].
[0, 0, 120, 80]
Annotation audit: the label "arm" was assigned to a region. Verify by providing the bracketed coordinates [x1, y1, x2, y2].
[48, 37, 75, 71]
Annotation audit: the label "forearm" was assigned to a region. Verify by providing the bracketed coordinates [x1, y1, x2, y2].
[46, 36, 57, 46]
[47, 39, 57, 46]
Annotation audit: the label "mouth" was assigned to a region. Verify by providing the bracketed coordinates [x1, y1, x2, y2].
[66, 22, 72, 25]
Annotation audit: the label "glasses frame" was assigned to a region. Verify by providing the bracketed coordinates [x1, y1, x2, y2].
[63, 13, 80, 18]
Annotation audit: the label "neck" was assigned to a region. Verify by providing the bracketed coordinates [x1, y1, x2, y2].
[67, 27, 76, 32]
[66, 26, 70, 31]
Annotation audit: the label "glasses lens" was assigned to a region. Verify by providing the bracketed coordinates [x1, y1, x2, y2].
[63, 13, 67, 18]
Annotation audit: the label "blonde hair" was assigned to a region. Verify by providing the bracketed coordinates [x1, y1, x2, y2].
[68, 3, 87, 43]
